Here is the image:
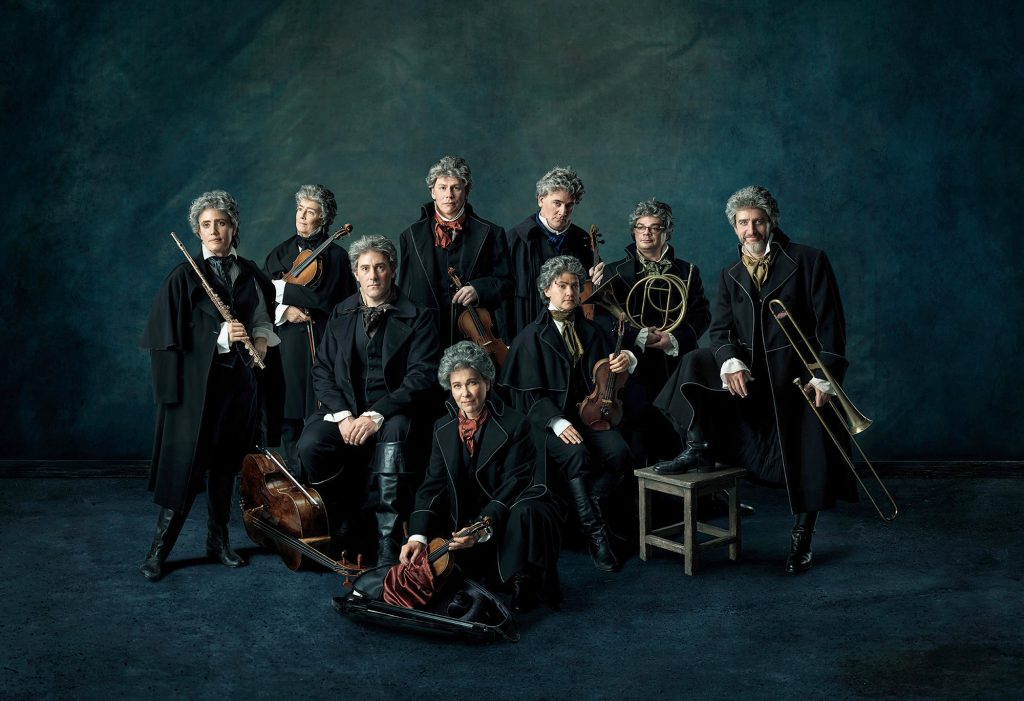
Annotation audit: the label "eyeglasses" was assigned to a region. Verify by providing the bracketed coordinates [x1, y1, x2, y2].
[633, 223, 666, 234]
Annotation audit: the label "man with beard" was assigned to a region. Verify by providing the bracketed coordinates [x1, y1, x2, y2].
[589, 198, 710, 465]
[297, 235, 440, 566]
[653, 186, 857, 573]
[264, 184, 354, 479]
[502, 166, 591, 339]
[397, 155, 511, 348]
[140, 190, 280, 581]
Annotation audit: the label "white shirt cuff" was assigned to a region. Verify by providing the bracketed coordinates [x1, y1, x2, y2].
[548, 417, 573, 437]
[216, 322, 231, 353]
[808, 377, 836, 396]
[666, 333, 679, 357]
[273, 279, 286, 304]
[720, 358, 750, 389]
[274, 304, 289, 326]
[635, 327, 650, 350]
[362, 411, 385, 430]
[251, 324, 281, 347]
[410, 535, 428, 545]
[324, 410, 353, 423]
[624, 350, 638, 374]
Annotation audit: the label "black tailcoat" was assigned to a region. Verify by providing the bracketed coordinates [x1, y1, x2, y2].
[141, 256, 278, 511]
[307, 288, 440, 422]
[397, 202, 511, 347]
[263, 236, 354, 421]
[409, 397, 560, 585]
[502, 216, 592, 340]
[655, 231, 858, 513]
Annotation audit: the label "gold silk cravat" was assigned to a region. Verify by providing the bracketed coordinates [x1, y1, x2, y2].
[741, 253, 772, 289]
[550, 309, 584, 365]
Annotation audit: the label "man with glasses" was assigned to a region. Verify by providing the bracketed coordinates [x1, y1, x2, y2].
[589, 198, 710, 465]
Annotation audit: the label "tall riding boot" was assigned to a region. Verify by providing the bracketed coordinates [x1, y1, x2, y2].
[206, 474, 245, 568]
[785, 511, 817, 574]
[652, 426, 713, 474]
[373, 442, 412, 567]
[568, 476, 620, 573]
[140, 506, 189, 581]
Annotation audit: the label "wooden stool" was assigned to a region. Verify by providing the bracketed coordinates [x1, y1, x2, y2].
[634, 466, 745, 575]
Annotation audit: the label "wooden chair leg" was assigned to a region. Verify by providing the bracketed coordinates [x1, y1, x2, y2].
[638, 479, 651, 561]
[683, 488, 696, 575]
[728, 482, 740, 561]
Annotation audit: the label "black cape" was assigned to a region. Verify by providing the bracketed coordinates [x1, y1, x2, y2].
[140, 255, 278, 511]
[263, 235, 355, 421]
[655, 231, 858, 513]
[409, 396, 560, 588]
[397, 202, 511, 347]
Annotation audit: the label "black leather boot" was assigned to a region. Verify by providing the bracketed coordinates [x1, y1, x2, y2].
[568, 476, 620, 573]
[373, 442, 411, 567]
[652, 427, 713, 474]
[140, 507, 188, 581]
[511, 571, 540, 613]
[206, 475, 245, 568]
[785, 512, 817, 574]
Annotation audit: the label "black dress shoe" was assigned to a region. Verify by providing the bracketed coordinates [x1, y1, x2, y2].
[207, 523, 246, 568]
[785, 525, 814, 574]
[651, 441, 713, 475]
[588, 530, 621, 573]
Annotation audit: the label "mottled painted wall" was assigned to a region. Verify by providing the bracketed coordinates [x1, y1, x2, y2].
[2, 0, 1021, 460]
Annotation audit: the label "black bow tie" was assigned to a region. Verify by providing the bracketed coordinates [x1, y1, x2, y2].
[297, 232, 325, 251]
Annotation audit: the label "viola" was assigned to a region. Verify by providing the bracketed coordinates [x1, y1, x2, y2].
[424, 517, 493, 578]
[282, 223, 355, 287]
[240, 447, 365, 584]
[581, 224, 603, 321]
[577, 314, 628, 431]
[447, 266, 509, 369]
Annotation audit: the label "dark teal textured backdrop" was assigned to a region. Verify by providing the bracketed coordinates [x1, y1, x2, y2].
[2, 0, 1021, 460]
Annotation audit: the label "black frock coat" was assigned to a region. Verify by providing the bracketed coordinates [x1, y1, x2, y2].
[655, 230, 858, 513]
[501, 215, 592, 340]
[408, 397, 560, 585]
[500, 311, 615, 436]
[599, 243, 711, 399]
[141, 256, 279, 511]
[307, 288, 440, 423]
[397, 202, 511, 347]
[263, 236, 355, 421]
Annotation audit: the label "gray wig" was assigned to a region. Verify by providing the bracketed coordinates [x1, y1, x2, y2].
[189, 190, 240, 244]
[348, 234, 398, 271]
[536, 255, 586, 300]
[725, 185, 780, 229]
[535, 166, 585, 203]
[437, 341, 496, 390]
[629, 198, 675, 239]
[425, 155, 473, 193]
[295, 184, 337, 233]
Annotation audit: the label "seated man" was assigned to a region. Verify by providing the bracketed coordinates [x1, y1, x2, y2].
[589, 197, 711, 465]
[501, 256, 637, 573]
[297, 235, 440, 566]
[654, 186, 858, 573]
[140, 190, 280, 581]
[400, 341, 562, 613]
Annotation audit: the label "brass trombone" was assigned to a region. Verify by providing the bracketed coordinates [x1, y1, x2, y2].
[768, 298, 898, 522]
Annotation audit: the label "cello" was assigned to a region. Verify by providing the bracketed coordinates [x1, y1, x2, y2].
[577, 314, 628, 431]
[447, 266, 509, 369]
[240, 447, 365, 584]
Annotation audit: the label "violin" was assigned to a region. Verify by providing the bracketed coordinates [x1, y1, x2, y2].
[581, 224, 603, 321]
[240, 447, 365, 585]
[282, 223, 354, 287]
[424, 517, 493, 578]
[577, 314, 628, 431]
[447, 266, 509, 369]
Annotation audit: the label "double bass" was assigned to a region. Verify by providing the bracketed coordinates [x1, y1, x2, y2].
[447, 266, 508, 369]
[240, 447, 365, 585]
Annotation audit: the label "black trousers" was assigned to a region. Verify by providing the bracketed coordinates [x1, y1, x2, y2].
[193, 358, 257, 486]
[544, 423, 631, 498]
[297, 415, 411, 510]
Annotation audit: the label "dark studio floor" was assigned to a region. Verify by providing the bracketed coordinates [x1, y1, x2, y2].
[0, 473, 1021, 701]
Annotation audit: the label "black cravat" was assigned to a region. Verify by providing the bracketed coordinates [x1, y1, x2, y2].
[209, 255, 234, 288]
